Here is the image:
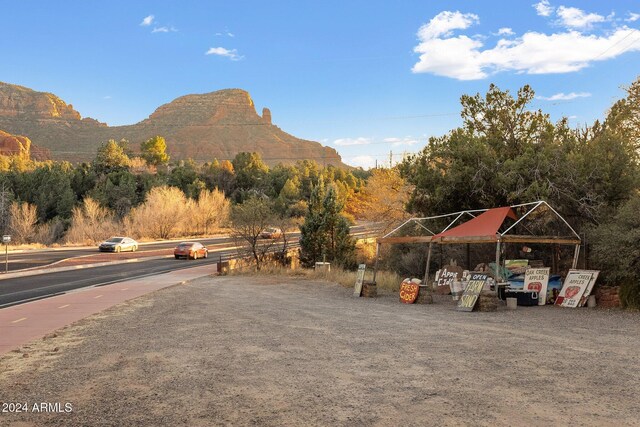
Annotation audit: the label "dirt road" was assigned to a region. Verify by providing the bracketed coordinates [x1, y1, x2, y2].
[1, 276, 639, 426]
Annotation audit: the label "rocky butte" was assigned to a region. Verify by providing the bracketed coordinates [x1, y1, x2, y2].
[0, 82, 345, 167]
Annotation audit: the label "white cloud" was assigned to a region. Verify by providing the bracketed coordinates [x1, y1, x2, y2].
[140, 15, 154, 26]
[626, 12, 640, 22]
[333, 137, 372, 146]
[557, 6, 605, 29]
[412, 9, 640, 80]
[347, 155, 376, 169]
[417, 11, 479, 40]
[383, 137, 419, 147]
[534, 1, 553, 17]
[537, 92, 591, 101]
[103, 95, 112, 100]
[205, 47, 243, 61]
[497, 27, 514, 36]
[152, 26, 177, 33]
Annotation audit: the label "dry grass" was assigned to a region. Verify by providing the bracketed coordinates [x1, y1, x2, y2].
[229, 262, 404, 294]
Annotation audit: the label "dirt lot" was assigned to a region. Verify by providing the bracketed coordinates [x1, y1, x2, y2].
[1, 276, 639, 426]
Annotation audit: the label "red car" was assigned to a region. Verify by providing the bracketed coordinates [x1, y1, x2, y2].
[174, 242, 209, 260]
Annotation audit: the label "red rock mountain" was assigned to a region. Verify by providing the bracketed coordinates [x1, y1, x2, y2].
[0, 129, 49, 160]
[0, 82, 345, 166]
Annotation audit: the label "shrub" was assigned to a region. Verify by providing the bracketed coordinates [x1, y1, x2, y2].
[589, 193, 640, 309]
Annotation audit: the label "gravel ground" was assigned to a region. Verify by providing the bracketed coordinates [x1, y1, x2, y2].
[1, 275, 639, 426]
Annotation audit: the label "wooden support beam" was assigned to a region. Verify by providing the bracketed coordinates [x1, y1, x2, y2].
[377, 236, 433, 244]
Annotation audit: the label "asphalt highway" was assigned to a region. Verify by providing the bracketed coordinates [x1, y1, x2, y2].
[0, 249, 237, 308]
[3, 236, 236, 271]
[0, 224, 376, 308]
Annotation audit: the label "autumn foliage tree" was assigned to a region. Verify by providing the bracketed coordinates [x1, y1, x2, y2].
[140, 136, 170, 166]
[127, 186, 187, 239]
[230, 196, 277, 271]
[9, 201, 38, 244]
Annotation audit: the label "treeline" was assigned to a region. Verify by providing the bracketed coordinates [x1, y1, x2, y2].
[0, 136, 369, 245]
[399, 77, 640, 308]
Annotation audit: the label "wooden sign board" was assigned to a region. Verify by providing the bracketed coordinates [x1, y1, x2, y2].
[457, 273, 488, 312]
[353, 264, 367, 297]
[576, 270, 600, 307]
[524, 268, 550, 305]
[434, 265, 463, 295]
[399, 280, 420, 304]
[555, 271, 593, 308]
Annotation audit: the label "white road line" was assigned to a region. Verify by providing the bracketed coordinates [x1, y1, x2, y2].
[58, 304, 70, 309]
[93, 295, 103, 299]
[11, 317, 27, 324]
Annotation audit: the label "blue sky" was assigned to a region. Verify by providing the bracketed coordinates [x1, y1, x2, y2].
[2, 1, 640, 168]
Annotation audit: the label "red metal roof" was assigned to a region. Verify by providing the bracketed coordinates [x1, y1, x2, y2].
[433, 207, 517, 241]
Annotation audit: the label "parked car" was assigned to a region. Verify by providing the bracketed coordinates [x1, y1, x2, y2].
[98, 236, 138, 253]
[260, 227, 282, 239]
[174, 242, 209, 260]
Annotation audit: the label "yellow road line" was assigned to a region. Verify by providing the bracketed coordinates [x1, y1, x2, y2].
[11, 317, 27, 324]
[58, 304, 70, 309]
[93, 295, 103, 299]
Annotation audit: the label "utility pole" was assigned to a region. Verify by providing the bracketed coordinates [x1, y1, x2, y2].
[389, 150, 393, 168]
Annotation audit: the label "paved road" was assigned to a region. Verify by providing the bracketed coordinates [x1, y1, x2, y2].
[0, 225, 376, 308]
[3, 236, 236, 271]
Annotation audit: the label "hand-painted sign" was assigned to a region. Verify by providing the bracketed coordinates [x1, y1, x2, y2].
[555, 270, 593, 308]
[435, 265, 463, 295]
[457, 273, 488, 312]
[353, 264, 367, 297]
[575, 270, 600, 307]
[399, 279, 420, 304]
[524, 268, 550, 305]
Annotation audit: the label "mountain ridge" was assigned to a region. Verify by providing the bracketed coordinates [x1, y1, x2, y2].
[0, 82, 345, 167]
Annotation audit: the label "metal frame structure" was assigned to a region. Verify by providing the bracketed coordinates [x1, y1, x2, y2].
[372, 201, 581, 287]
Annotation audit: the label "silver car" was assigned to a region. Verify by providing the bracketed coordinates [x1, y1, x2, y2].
[98, 236, 138, 253]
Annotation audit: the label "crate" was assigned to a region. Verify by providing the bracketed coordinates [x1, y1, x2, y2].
[504, 289, 539, 306]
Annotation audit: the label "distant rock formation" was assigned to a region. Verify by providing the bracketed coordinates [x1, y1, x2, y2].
[0, 129, 49, 160]
[0, 82, 345, 167]
[262, 107, 272, 125]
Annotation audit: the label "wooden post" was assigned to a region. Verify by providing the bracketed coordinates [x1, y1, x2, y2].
[494, 240, 501, 295]
[466, 243, 471, 271]
[422, 242, 433, 285]
[571, 243, 580, 269]
[372, 243, 381, 284]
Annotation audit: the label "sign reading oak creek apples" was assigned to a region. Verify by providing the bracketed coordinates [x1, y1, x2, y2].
[457, 273, 488, 312]
[524, 268, 550, 305]
[555, 271, 593, 308]
[353, 264, 367, 297]
[399, 280, 420, 304]
[576, 269, 600, 307]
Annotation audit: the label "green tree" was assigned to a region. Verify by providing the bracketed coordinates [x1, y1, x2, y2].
[13, 162, 76, 221]
[299, 183, 355, 268]
[141, 136, 170, 166]
[168, 159, 199, 197]
[94, 139, 130, 174]
[88, 170, 138, 218]
[589, 192, 640, 309]
[232, 152, 270, 200]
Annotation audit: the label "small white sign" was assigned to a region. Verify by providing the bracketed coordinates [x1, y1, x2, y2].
[353, 264, 366, 297]
[2, 235, 10, 244]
